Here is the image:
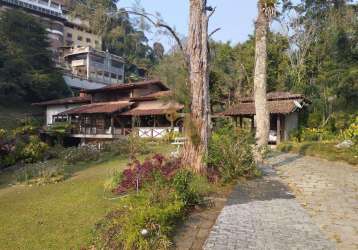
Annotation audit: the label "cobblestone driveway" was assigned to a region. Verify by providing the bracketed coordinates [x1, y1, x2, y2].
[272, 153, 358, 250]
[204, 153, 343, 250]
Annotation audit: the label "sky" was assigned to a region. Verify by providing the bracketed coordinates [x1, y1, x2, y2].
[119, 0, 258, 50]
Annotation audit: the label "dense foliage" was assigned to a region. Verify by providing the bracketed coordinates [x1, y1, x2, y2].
[207, 125, 259, 182]
[112, 154, 181, 195]
[0, 120, 47, 168]
[280, 0, 358, 123]
[95, 156, 211, 250]
[0, 9, 70, 103]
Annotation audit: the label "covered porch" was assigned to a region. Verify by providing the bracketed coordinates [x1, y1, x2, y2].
[223, 92, 309, 144]
[57, 100, 184, 139]
[232, 114, 286, 144]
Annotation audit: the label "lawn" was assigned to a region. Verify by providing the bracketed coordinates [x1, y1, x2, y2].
[0, 157, 127, 249]
[277, 141, 358, 165]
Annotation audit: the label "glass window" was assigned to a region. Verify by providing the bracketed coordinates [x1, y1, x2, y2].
[86, 38, 91, 43]
[67, 33, 72, 38]
[90, 55, 104, 64]
[111, 60, 123, 68]
[77, 36, 83, 41]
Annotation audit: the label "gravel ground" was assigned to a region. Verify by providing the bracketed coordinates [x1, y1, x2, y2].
[204, 153, 337, 250]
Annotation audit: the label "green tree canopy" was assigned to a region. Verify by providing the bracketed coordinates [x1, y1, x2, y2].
[0, 9, 70, 103]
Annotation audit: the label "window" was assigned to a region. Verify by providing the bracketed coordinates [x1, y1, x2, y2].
[104, 72, 109, 77]
[111, 60, 123, 68]
[77, 36, 83, 41]
[90, 55, 104, 64]
[111, 73, 117, 79]
[67, 33, 72, 38]
[86, 38, 91, 43]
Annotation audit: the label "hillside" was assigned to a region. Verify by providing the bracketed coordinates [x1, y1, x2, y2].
[0, 104, 43, 130]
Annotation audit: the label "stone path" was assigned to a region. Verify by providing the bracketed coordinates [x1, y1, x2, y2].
[272, 153, 358, 250]
[204, 153, 338, 250]
[173, 185, 234, 250]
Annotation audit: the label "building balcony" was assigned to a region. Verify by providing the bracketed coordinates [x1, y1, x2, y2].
[69, 126, 178, 139]
[71, 59, 87, 67]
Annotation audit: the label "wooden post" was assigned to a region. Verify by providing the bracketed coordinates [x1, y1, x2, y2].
[234, 116, 238, 127]
[239, 116, 243, 128]
[251, 116, 255, 131]
[277, 114, 281, 144]
[110, 116, 114, 136]
[131, 116, 135, 128]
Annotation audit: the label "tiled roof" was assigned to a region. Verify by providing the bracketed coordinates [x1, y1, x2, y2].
[32, 96, 91, 106]
[239, 92, 305, 103]
[59, 101, 132, 115]
[85, 80, 169, 94]
[130, 91, 172, 101]
[120, 101, 184, 116]
[223, 99, 304, 116]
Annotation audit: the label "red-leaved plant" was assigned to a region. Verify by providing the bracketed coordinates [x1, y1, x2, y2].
[113, 154, 181, 195]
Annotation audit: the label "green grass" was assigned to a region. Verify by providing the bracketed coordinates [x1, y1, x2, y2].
[277, 141, 358, 165]
[0, 157, 126, 249]
[0, 143, 175, 249]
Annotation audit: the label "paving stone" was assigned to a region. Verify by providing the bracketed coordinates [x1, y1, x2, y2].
[204, 153, 337, 250]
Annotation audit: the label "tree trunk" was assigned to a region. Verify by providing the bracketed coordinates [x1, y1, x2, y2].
[253, 1, 270, 162]
[182, 0, 210, 172]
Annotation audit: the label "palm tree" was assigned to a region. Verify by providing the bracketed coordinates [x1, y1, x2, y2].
[253, 0, 276, 162]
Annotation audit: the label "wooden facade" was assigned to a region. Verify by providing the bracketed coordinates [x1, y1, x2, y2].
[34, 80, 184, 140]
[223, 92, 310, 144]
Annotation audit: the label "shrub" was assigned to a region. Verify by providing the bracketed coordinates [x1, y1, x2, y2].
[14, 160, 64, 184]
[113, 154, 181, 195]
[63, 144, 101, 165]
[172, 170, 208, 206]
[207, 126, 259, 182]
[96, 169, 210, 249]
[93, 188, 185, 250]
[21, 136, 48, 163]
[102, 139, 131, 155]
[277, 142, 294, 152]
[340, 116, 358, 143]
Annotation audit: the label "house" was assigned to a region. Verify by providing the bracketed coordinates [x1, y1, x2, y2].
[62, 46, 125, 90]
[33, 80, 184, 143]
[0, 0, 102, 62]
[222, 92, 310, 144]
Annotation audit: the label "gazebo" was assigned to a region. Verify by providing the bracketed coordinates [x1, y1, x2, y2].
[222, 92, 310, 144]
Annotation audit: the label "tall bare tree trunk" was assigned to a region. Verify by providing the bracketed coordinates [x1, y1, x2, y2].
[254, 1, 270, 162]
[182, 0, 210, 172]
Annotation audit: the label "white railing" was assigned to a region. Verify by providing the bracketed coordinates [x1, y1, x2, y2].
[138, 127, 179, 138]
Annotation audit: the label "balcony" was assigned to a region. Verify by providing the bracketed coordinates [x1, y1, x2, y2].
[69, 126, 178, 139]
[71, 59, 87, 67]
